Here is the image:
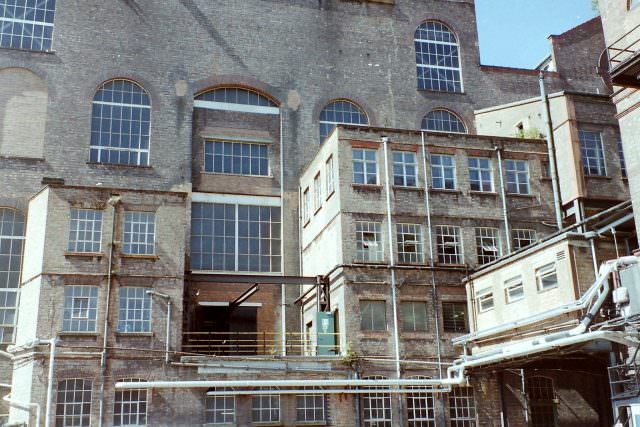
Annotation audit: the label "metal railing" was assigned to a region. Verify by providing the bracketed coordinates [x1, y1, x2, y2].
[608, 22, 640, 71]
[609, 362, 640, 400]
[182, 331, 340, 357]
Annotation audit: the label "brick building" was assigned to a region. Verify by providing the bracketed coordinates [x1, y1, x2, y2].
[0, 0, 630, 426]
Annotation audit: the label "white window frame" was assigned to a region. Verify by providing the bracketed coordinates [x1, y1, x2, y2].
[536, 263, 558, 293]
[504, 276, 524, 303]
[422, 109, 467, 133]
[475, 289, 494, 313]
[296, 387, 325, 423]
[435, 225, 463, 264]
[326, 155, 335, 196]
[63, 286, 98, 333]
[352, 148, 378, 185]
[362, 376, 392, 427]
[468, 157, 493, 192]
[117, 287, 152, 334]
[392, 151, 418, 187]
[414, 21, 463, 93]
[68, 209, 103, 253]
[449, 387, 477, 427]
[123, 211, 156, 255]
[430, 154, 456, 190]
[396, 223, 424, 264]
[55, 379, 93, 427]
[512, 229, 537, 251]
[113, 379, 148, 427]
[406, 375, 435, 427]
[314, 172, 322, 212]
[475, 227, 500, 265]
[579, 130, 607, 177]
[442, 301, 468, 333]
[0, 208, 24, 344]
[356, 221, 384, 262]
[505, 160, 530, 195]
[205, 388, 236, 425]
[204, 140, 269, 176]
[0, 0, 56, 52]
[252, 389, 281, 424]
[303, 187, 310, 224]
[319, 100, 369, 144]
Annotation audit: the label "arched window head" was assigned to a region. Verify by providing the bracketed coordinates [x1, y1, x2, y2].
[422, 110, 467, 133]
[194, 87, 279, 115]
[0, 208, 25, 343]
[89, 79, 151, 166]
[415, 21, 462, 93]
[319, 100, 369, 144]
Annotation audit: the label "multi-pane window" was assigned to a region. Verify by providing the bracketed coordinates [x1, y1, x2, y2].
[362, 376, 392, 427]
[512, 229, 537, 251]
[67, 209, 103, 253]
[422, 110, 466, 133]
[579, 130, 606, 176]
[205, 389, 236, 425]
[475, 289, 494, 313]
[90, 79, 151, 166]
[431, 155, 456, 190]
[319, 100, 368, 144]
[296, 388, 325, 423]
[326, 156, 335, 195]
[195, 87, 278, 108]
[435, 225, 463, 264]
[0, 0, 56, 51]
[204, 141, 269, 176]
[397, 223, 424, 263]
[360, 300, 386, 331]
[117, 287, 151, 333]
[314, 172, 322, 212]
[123, 212, 156, 255]
[355, 221, 383, 262]
[56, 379, 92, 427]
[191, 203, 281, 272]
[415, 21, 462, 92]
[401, 302, 428, 332]
[468, 158, 493, 192]
[353, 148, 378, 185]
[62, 286, 98, 333]
[505, 160, 530, 195]
[504, 276, 524, 303]
[303, 188, 310, 224]
[113, 379, 147, 427]
[393, 151, 417, 187]
[475, 227, 500, 265]
[252, 389, 280, 424]
[407, 376, 435, 427]
[536, 263, 558, 292]
[449, 387, 477, 427]
[442, 302, 468, 333]
[618, 140, 627, 178]
[0, 208, 24, 344]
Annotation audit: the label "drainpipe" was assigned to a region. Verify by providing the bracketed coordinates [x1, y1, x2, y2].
[280, 110, 287, 356]
[498, 371, 507, 427]
[146, 290, 172, 363]
[495, 147, 512, 254]
[99, 195, 121, 427]
[539, 72, 563, 230]
[381, 136, 404, 426]
[1, 387, 40, 427]
[421, 132, 445, 427]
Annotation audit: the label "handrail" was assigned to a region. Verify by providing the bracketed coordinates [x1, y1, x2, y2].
[608, 22, 640, 69]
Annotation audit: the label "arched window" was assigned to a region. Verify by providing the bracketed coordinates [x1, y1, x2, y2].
[421, 110, 467, 133]
[89, 79, 151, 166]
[525, 376, 558, 427]
[319, 100, 369, 144]
[56, 379, 93, 427]
[361, 375, 392, 427]
[194, 87, 279, 114]
[415, 21, 462, 92]
[0, 208, 25, 343]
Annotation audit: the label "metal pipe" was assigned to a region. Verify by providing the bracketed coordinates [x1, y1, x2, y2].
[539, 71, 563, 230]
[381, 135, 404, 426]
[44, 337, 57, 427]
[2, 392, 40, 427]
[204, 388, 447, 396]
[495, 146, 512, 254]
[279, 109, 286, 357]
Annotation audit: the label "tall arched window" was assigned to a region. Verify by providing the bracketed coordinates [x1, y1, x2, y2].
[319, 100, 368, 144]
[526, 376, 558, 427]
[415, 21, 462, 92]
[0, 208, 25, 343]
[361, 375, 392, 427]
[421, 110, 467, 133]
[89, 79, 151, 166]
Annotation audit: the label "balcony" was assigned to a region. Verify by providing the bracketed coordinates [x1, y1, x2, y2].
[609, 362, 640, 401]
[608, 23, 640, 88]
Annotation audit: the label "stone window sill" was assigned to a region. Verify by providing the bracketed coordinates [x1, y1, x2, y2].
[116, 332, 153, 337]
[507, 193, 536, 198]
[393, 186, 423, 192]
[351, 183, 383, 191]
[584, 175, 612, 180]
[58, 332, 98, 337]
[64, 252, 104, 258]
[201, 171, 273, 179]
[469, 191, 497, 196]
[86, 162, 153, 170]
[430, 188, 461, 195]
[121, 254, 159, 260]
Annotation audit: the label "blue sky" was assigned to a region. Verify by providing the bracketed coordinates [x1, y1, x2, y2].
[475, 0, 598, 69]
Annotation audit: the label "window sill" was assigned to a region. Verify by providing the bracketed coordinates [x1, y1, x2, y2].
[537, 286, 559, 294]
[397, 261, 427, 267]
[360, 330, 389, 335]
[417, 88, 466, 96]
[116, 332, 153, 337]
[325, 190, 335, 201]
[303, 219, 311, 228]
[58, 332, 98, 337]
[0, 46, 56, 55]
[351, 260, 387, 266]
[86, 162, 152, 170]
[584, 175, 612, 180]
[430, 188, 461, 195]
[434, 263, 466, 268]
[0, 155, 45, 162]
[351, 183, 382, 191]
[469, 191, 497, 196]
[506, 193, 536, 198]
[121, 254, 159, 260]
[201, 171, 273, 178]
[314, 206, 322, 216]
[393, 186, 423, 192]
[295, 422, 327, 426]
[400, 331, 430, 337]
[539, 177, 552, 182]
[64, 252, 104, 258]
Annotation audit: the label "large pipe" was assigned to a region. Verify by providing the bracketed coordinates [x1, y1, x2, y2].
[280, 109, 287, 356]
[381, 136, 404, 426]
[539, 72, 563, 230]
[495, 147, 512, 254]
